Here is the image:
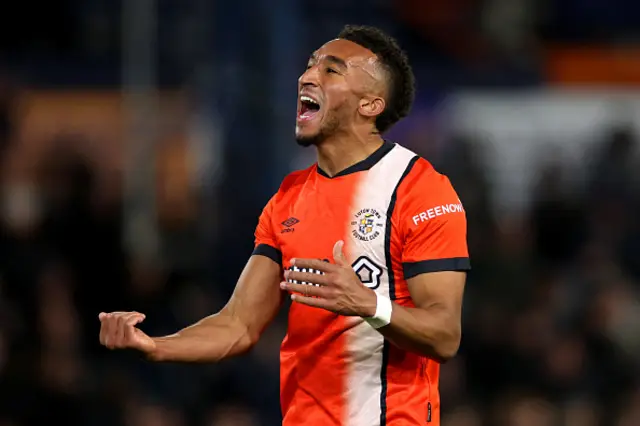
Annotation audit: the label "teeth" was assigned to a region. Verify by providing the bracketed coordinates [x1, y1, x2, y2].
[300, 95, 319, 106]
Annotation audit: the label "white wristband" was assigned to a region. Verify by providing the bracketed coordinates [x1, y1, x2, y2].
[363, 293, 393, 329]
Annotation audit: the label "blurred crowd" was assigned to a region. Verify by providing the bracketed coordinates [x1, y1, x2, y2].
[0, 1, 640, 426]
[432, 125, 640, 426]
[1, 89, 639, 426]
[0, 82, 283, 425]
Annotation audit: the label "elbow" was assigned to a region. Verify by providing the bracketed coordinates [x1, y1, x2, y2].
[225, 310, 261, 355]
[232, 333, 258, 357]
[245, 330, 261, 350]
[222, 315, 261, 357]
[432, 343, 459, 364]
[238, 323, 262, 354]
[430, 326, 461, 364]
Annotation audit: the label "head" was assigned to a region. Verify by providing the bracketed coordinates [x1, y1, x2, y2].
[295, 25, 415, 147]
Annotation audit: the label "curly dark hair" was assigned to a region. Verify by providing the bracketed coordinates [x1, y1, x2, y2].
[337, 25, 415, 134]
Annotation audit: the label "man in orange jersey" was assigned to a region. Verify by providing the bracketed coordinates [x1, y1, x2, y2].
[99, 25, 470, 426]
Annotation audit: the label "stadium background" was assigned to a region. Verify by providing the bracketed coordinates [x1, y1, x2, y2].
[0, 1, 639, 425]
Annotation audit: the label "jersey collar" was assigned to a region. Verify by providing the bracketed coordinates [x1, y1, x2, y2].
[316, 140, 395, 179]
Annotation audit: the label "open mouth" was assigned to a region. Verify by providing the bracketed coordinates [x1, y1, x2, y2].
[298, 95, 321, 121]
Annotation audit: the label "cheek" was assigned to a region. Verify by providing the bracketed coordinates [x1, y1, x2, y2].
[324, 82, 353, 107]
[325, 93, 353, 115]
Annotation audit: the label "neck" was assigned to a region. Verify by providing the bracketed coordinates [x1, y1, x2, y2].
[316, 132, 384, 177]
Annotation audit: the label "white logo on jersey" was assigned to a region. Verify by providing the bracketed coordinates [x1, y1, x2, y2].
[412, 202, 464, 226]
[352, 256, 383, 289]
[350, 208, 384, 242]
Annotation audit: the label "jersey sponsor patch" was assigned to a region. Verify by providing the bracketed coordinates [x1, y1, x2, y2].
[285, 257, 383, 289]
[411, 202, 464, 226]
[286, 263, 327, 286]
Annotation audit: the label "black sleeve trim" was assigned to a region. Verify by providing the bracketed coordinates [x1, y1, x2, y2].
[403, 257, 471, 279]
[252, 244, 282, 266]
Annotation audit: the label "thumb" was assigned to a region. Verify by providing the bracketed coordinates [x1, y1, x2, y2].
[332, 240, 348, 266]
[126, 314, 146, 327]
[124, 315, 146, 340]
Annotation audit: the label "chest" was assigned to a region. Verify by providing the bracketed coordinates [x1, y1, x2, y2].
[272, 184, 393, 289]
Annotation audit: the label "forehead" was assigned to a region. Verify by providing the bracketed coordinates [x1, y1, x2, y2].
[312, 39, 377, 66]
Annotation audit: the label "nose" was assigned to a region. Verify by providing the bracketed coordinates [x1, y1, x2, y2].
[298, 65, 320, 88]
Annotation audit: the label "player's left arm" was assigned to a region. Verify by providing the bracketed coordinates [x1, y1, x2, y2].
[376, 174, 469, 362]
[373, 272, 465, 363]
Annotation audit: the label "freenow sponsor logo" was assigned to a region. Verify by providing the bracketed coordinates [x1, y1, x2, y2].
[412, 202, 464, 225]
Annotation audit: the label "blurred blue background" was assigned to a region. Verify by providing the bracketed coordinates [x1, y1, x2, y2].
[0, 1, 639, 425]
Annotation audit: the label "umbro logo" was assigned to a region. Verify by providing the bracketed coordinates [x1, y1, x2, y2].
[282, 217, 299, 227]
[281, 217, 299, 233]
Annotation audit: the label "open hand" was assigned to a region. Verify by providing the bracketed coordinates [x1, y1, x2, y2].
[281, 240, 377, 317]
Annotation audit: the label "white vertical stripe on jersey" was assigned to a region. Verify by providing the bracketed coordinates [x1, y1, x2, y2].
[344, 144, 418, 426]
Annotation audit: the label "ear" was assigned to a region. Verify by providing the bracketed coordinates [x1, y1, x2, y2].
[358, 96, 385, 118]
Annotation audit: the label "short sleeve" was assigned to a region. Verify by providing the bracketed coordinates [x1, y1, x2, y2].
[399, 172, 470, 279]
[252, 194, 283, 266]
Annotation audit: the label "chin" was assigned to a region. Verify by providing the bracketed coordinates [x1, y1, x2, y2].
[295, 133, 320, 147]
[295, 126, 323, 147]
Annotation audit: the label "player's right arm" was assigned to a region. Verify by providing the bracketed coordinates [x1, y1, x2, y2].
[98, 195, 284, 363]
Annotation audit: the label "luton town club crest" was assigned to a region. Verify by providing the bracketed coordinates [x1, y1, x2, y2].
[351, 208, 384, 241]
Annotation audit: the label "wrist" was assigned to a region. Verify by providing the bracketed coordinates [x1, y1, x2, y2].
[145, 338, 163, 361]
[362, 289, 378, 317]
[363, 293, 393, 329]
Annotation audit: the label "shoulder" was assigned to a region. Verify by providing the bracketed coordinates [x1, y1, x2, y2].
[403, 156, 446, 190]
[386, 145, 456, 201]
[391, 152, 464, 224]
[271, 165, 315, 203]
[280, 165, 314, 191]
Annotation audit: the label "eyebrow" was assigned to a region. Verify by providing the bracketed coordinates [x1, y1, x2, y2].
[309, 54, 348, 69]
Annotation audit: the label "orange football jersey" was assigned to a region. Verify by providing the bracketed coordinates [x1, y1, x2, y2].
[253, 141, 470, 426]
